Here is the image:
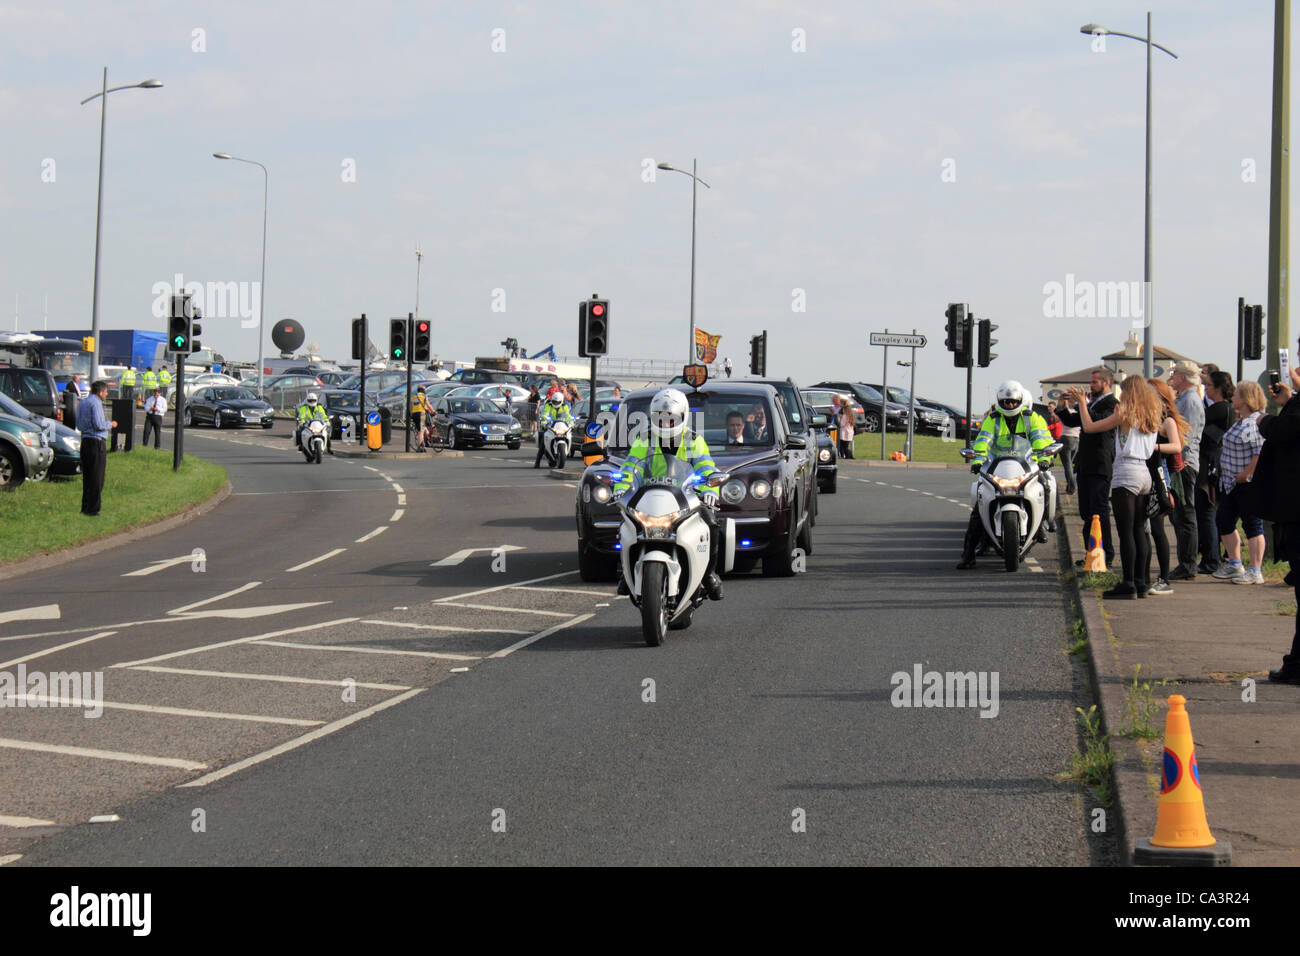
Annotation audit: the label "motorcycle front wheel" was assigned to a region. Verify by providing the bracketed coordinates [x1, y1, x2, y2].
[1002, 519, 1019, 572]
[641, 562, 668, 647]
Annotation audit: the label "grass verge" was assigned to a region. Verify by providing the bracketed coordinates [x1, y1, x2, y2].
[1058, 705, 1114, 808]
[0, 447, 226, 564]
[850, 431, 980, 464]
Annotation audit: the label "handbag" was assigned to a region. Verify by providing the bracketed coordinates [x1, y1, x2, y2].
[1146, 452, 1174, 517]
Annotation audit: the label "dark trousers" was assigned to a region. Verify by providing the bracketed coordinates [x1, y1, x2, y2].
[142, 413, 163, 449]
[81, 437, 106, 516]
[1195, 482, 1220, 571]
[1078, 473, 1115, 561]
[1059, 436, 1078, 493]
[1170, 467, 1199, 575]
[1281, 523, 1300, 667]
[1112, 487, 1150, 588]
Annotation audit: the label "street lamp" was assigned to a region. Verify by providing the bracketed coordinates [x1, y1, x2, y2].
[1080, 15, 1179, 379]
[657, 160, 711, 363]
[213, 152, 269, 395]
[80, 70, 162, 377]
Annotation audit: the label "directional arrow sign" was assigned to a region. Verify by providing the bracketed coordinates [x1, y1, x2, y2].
[870, 332, 927, 348]
[431, 545, 525, 568]
[122, 555, 199, 577]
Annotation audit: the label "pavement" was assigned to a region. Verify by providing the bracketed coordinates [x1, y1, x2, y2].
[1062, 500, 1300, 866]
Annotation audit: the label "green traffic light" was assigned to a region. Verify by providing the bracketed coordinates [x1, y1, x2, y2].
[173, 336, 186, 347]
[394, 348, 403, 357]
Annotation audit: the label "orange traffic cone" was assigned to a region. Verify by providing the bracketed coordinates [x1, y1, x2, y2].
[1134, 695, 1231, 865]
[890, 451, 907, 462]
[1083, 514, 1107, 572]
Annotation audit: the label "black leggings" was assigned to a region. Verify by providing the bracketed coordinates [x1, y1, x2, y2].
[1111, 488, 1151, 588]
[1148, 512, 1170, 582]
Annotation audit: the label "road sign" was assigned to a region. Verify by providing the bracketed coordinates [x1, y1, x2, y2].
[870, 332, 927, 348]
[367, 411, 381, 426]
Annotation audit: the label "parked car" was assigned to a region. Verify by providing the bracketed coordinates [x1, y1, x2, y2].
[576, 382, 815, 581]
[860, 383, 952, 435]
[445, 367, 532, 386]
[182, 386, 275, 429]
[427, 396, 523, 450]
[166, 372, 241, 405]
[250, 374, 324, 414]
[0, 365, 61, 421]
[0, 410, 54, 488]
[919, 399, 973, 440]
[0, 391, 79, 477]
[813, 381, 912, 433]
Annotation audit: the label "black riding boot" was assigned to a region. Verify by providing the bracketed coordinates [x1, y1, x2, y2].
[703, 508, 724, 600]
[956, 511, 983, 569]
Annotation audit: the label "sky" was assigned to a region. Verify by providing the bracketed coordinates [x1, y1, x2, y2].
[0, 0, 1293, 409]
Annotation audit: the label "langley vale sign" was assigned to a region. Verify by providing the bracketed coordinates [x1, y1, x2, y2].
[870, 332, 927, 348]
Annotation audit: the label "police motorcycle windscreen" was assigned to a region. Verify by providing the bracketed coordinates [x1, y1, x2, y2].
[973, 435, 1045, 557]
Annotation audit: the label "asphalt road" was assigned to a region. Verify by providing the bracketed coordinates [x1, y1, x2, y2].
[1, 421, 1115, 865]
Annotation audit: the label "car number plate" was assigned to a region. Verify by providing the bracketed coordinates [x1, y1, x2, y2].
[485, 434, 505, 441]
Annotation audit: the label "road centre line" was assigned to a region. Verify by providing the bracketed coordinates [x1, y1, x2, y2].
[179, 688, 424, 789]
[1, 694, 322, 727]
[397, 494, 406, 505]
[390, 509, 405, 522]
[286, 549, 346, 572]
[234, 488, 385, 496]
[437, 602, 572, 617]
[355, 526, 388, 543]
[0, 737, 206, 772]
[126, 665, 410, 691]
[0, 815, 56, 828]
[364, 466, 379, 472]
[359, 619, 531, 635]
[254, 640, 480, 662]
[168, 582, 261, 615]
[490, 613, 595, 659]
[113, 617, 361, 668]
[0, 632, 117, 670]
[391, 483, 404, 493]
[434, 569, 580, 604]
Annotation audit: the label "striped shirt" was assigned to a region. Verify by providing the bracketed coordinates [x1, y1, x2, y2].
[1219, 411, 1264, 493]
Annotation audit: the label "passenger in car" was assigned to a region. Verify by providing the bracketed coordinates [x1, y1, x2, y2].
[725, 410, 749, 445]
[744, 403, 770, 443]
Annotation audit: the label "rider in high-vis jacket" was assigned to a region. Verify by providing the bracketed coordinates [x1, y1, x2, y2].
[534, 390, 574, 468]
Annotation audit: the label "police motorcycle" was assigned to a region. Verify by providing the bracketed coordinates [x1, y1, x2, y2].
[603, 456, 734, 647]
[539, 418, 573, 468]
[960, 435, 1062, 572]
[301, 417, 330, 464]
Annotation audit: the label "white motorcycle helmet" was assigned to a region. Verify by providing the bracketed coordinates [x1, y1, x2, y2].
[306, 393, 319, 407]
[995, 380, 1027, 417]
[649, 387, 689, 445]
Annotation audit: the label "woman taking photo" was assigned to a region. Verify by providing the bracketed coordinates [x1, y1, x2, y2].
[1145, 378, 1189, 595]
[1069, 375, 1169, 599]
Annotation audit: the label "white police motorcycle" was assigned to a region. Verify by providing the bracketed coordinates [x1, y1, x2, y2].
[608, 456, 734, 647]
[960, 435, 1061, 572]
[301, 417, 329, 464]
[540, 418, 573, 468]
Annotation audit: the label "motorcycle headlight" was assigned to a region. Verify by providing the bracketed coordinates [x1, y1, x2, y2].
[818, 448, 831, 462]
[749, 479, 771, 500]
[593, 484, 612, 503]
[721, 478, 747, 505]
[633, 509, 683, 539]
[992, 475, 1028, 491]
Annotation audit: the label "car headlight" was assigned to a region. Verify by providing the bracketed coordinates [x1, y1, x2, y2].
[818, 448, 831, 462]
[749, 479, 771, 500]
[510, 422, 521, 431]
[582, 484, 592, 503]
[456, 423, 475, 429]
[593, 484, 612, 503]
[61, 436, 81, 451]
[721, 478, 747, 505]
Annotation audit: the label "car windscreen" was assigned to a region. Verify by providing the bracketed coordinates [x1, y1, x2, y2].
[0, 391, 35, 420]
[212, 388, 256, 402]
[603, 391, 776, 453]
[15, 371, 54, 406]
[445, 399, 499, 415]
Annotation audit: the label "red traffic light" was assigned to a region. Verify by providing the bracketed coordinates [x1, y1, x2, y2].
[591, 303, 605, 317]
[417, 321, 429, 333]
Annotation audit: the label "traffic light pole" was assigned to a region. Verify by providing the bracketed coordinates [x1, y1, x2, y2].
[404, 313, 413, 453]
[172, 354, 183, 472]
[358, 314, 367, 445]
[964, 313, 974, 450]
[1237, 297, 1245, 385]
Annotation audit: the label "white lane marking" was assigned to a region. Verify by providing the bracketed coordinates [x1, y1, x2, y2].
[88, 815, 120, 823]
[234, 488, 386, 496]
[874, 481, 887, 485]
[0, 737, 206, 771]
[1, 695, 322, 727]
[491, 613, 595, 659]
[178, 602, 330, 620]
[168, 582, 261, 615]
[113, 617, 360, 668]
[378, 474, 392, 482]
[286, 549, 346, 572]
[254, 640, 480, 662]
[364, 466, 379, 472]
[921, 491, 934, 496]
[179, 688, 424, 789]
[391, 483, 404, 493]
[0, 618, 176, 644]
[431, 544, 525, 567]
[0, 604, 60, 625]
[126, 666, 409, 691]
[0, 631, 116, 670]
[508, 585, 615, 597]
[122, 555, 200, 577]
[0, 854, 24, 865]
[397, 494, 406, 506]
[359, 619, 531, 635]
[437, 602, 572, 617]
[434, 569, 580, 603]
[390, 509, 405, 522]
[1029, 566, 1044, 573]
[0, 815, 56, 828]
[355, 526, 388, 543]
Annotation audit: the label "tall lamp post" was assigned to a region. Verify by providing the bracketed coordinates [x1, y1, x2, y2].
[657, 160, 711, 364]
[213, 153, 268, 395]
[80, 70, 162, 378]
[1080, 16, 1179, 380]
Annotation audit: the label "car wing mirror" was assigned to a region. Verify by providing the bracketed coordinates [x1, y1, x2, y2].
[784, 436, 807, 450]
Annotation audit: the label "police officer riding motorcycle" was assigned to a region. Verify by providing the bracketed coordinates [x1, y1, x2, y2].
[613, 387, 725, 602]
[534, 389, 575, 468]
[296, 393, 331, 455]
[956, 380, 1058, 569]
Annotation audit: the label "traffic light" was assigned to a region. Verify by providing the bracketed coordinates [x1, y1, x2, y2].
[413, 319, 431, 363]
[953, 310, 973, 368]
[351, 317, 367, 361]
[168, 293, 192, 354]
[1243, 304, 1264, 361]
[190, 305, 202, 353]
[82, 336, 94, 354]
[579, 297, 609, 357]
[977, 318, 998, 367]
[389, 317, 408, 361]
[749, 331, 767, 376]
[944, 303, 966, 352]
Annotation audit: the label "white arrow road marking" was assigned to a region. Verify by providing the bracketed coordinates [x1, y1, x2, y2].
[0, 604, 60, 625]
[431, 544, 525, 567]
[122, 555, 201, 577]
[168, 582, 261, 615]
[286, 548, 346, 572]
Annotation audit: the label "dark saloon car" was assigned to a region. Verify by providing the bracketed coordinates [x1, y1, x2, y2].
[429, 396, 523, 449]
[182, 386, 275, 428]
[860, 383, 952, 435]
[814, 381, 912, 433]
[575, 382, 815, 581]
[0, 390, 79, 477]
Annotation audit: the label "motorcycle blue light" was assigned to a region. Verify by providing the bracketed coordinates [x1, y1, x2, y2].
[613, 542, 622, 550]
[740, 538, 752, 547]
